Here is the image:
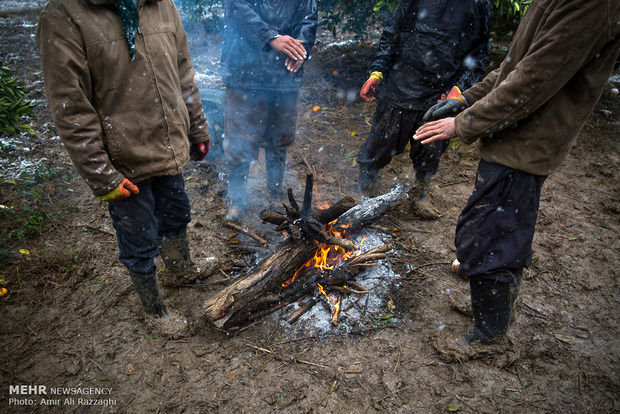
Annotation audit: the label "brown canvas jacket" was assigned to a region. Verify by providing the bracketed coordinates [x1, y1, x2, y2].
[454, 0, 620, 176]
[36, 0, 209, 196]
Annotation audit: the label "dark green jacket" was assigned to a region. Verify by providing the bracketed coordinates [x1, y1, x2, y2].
[455, 0, 620, 176]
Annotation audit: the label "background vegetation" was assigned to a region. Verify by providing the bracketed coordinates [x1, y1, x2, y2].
[176, 0, 530, 38]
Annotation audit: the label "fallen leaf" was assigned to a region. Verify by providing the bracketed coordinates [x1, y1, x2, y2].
[19, 249, 29, 255]
[351, 131, 357, 136]
[554, 333, 578, 344]
[447, 406, 461, 412]
[313, 106, 320, 112]
[0, 288, 7, 297]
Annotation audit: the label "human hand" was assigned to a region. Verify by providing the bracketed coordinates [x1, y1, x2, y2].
[414, 118, 457, 145]
[285, 56, 304, 73]
[360, 72, 383, 102]
[190, 141, 209, 161]
[269, 35, 307, 61]
[421, 99, 467, 123]
[97, 178, 140, 202]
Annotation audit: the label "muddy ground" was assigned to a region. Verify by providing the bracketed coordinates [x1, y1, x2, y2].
[1, 6, 619, 414]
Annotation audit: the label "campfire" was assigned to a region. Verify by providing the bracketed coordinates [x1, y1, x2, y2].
[203, 174, 409, 331]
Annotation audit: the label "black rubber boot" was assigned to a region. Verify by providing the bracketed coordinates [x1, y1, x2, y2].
[158, 232, 199, 287]
[265, 147, 287, 201]
[227, 161, 250, 220]
[359, 166, 378, 195]
[129, 271, 168, 317]
[463, 276, 512, 345]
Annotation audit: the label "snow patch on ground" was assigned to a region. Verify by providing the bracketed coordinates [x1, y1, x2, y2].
[0, 0, 48, 13]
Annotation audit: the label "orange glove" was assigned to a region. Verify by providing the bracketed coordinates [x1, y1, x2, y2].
[97, 178, 140, 202]
[437, 86, 465, 103]
[360, 72, 383, 102]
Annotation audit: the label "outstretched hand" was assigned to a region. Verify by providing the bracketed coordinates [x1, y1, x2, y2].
[269, 35, 307, 61]
[414, 118, 457, 144]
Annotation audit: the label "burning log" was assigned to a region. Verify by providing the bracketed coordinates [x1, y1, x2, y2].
[203, 176, 408, 329]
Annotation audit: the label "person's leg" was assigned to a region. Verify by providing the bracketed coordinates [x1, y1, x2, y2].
[107, 180, 166, 316]
[223, 88, 268, 219]
[454, 160, 546, 343]
[409, 115, 450, 219]
[356, 101, 409, 195]
[151, 174, 197, 287]
[264, 91, 298, 204]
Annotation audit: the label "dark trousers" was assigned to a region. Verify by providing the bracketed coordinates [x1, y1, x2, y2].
[356, 99, 449, 174]
[107, 174, 191, 275]
[455, 160, 547, 282]
[223, 88, 298, 163]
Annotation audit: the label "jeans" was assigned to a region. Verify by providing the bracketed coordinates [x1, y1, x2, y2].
[107, 174, 191, 275]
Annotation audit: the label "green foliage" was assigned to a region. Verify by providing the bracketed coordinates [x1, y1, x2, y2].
[493, 0, 530, 19]
[0, 64, 35, 136]
[0, 165, 70, 261]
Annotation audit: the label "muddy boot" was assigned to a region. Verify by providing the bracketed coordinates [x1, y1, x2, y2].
[158, 232, 201, 287]
[226, 161, 249, 221]
[461, 276, 512, 345]
[129, 271, 191, 339]
[266, 147, 287, 208]
[129, 271, 168, 316]
[359, 166, 378, 196]
[411, 171, 440, 220]
[509, 270, 523, 322]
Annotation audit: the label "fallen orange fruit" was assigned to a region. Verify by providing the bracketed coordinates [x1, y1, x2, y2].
[0, 288, 7, 297]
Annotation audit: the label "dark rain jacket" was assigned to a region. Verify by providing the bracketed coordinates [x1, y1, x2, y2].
[371, 0, 491, 110]
[221, 0, 318, 92]
[455, 0, 620, 176]
[36, 0, 209, 196]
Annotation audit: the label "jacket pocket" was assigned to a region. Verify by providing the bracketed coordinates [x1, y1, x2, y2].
[101, 112, 170, 179]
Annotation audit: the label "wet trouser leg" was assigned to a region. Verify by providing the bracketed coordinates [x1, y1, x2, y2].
[107, 174, 190, 314]
[356, 101, 423, 190]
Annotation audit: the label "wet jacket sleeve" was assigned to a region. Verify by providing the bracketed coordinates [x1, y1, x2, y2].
[368, 0, 410, 75]
[173, 4, 209, 144]
[291, 0, 318, 56]
[36, 10, 123, 196]
[455, 0, 613, 144]
[226, 0, 279, 49]
[452, 1, 491, 92]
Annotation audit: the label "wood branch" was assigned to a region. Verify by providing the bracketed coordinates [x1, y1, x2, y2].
[224, 222, 269, 245]
[302, 173, 313, 218]
[313, 196, 356, 224]
[260, 196, 356, 226]
[287, 188, 300, 214]
[286, 298, 319, 324]
[204, 183, 400, 329]
[331, 296, 342, 326]
[259, 210, 287, 226]
[338, 184, 411, 231]
[203, 240, 317, 327]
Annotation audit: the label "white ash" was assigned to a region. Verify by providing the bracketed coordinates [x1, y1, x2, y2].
[271, 228, 402, 338]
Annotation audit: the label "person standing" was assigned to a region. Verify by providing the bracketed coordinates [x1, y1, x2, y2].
[36, 0, 210, 337]
[415, 0, 620, 345]
[221, 0, 318, 220]
[357, 0, 491, 219]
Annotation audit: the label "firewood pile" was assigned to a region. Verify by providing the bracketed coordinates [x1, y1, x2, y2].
[203, 174, 410, 330]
